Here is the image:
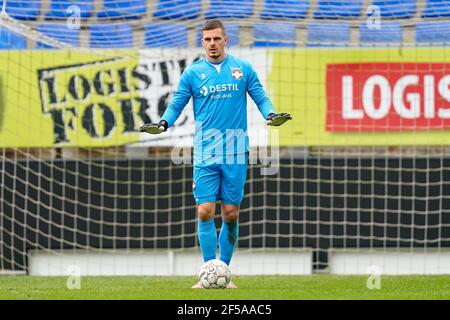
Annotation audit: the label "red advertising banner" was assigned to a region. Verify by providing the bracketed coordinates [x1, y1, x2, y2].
[326, 63, 450, 132]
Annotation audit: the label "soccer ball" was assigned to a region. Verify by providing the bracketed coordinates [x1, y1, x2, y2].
[198, 259, 231, 289]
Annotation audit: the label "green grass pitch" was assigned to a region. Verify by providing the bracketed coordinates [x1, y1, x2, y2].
[1, 275, 449, 300]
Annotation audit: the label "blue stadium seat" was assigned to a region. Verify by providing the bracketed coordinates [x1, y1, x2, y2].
[90, 24, 133, 48]
[314, 1, 363, 19]
[371, 0, 416, 18]
[205, 0, 254, 19]
[152, 0, 201, 20]
[260, 0, 310, 19]
[253, 23, 296, 47]
[144, 23, 188, 47]
[360, 22, 403, 45]
[196, 23, 240, 47]
[35, 24, 80, 49]
[45, 0, 95, 20]
[5, 0, 40, 20]
[416, 22, 450, 45]
[0, 27, 27, 49]
[422, 0, 450, 18]
[307, 23, 350, 46]
[97, 0, 146, 19]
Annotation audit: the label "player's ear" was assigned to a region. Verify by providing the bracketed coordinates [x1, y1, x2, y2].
[224, 35, 228, 45]
[201, 35, 206, 48]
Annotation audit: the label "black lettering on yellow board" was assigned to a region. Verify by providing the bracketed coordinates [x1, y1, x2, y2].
[93, 69, 114, 96]
[82, 103, 115, 138]
[132, 65, 151, 90]
[117, 67, 130, 93]
[37, 56, 194, 145]
[136, 97, 152, 126]
[69, 74, 91, 100]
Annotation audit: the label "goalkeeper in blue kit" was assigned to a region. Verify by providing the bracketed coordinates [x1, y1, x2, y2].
[140, 20, 291, 288]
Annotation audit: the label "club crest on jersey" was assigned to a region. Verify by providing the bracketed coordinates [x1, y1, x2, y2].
[232, 68, 243, 80]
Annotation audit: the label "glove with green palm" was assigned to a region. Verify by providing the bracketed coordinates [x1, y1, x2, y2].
[266, 113, 292, 126]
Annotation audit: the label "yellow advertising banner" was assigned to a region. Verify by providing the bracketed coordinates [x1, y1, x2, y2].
[0, 51, 141, 147]
[269, 48, 450, 146]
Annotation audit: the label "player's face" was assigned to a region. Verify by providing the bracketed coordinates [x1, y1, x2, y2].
[202, 28, 228, 62]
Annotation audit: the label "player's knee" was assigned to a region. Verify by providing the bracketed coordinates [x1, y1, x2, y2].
[197, 203, 215, 221]
[222, 205, 239, 223]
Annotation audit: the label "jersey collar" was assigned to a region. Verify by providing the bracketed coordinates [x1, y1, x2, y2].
[205, 53, 228, 65]
[205, 54, 229, 73]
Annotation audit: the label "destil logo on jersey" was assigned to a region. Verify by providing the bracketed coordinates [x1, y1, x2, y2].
[200, 83, 239, 99]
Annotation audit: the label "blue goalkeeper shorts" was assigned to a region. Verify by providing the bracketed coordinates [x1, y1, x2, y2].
[193, 153, 249, 206]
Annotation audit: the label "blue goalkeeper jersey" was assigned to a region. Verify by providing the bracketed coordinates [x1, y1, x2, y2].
[161, 53, 275, 163]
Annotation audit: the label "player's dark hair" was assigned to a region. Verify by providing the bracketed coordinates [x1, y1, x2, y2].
[202, 20, 226, 36]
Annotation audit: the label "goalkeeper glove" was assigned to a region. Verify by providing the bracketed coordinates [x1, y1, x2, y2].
[266, 113, 292, 126]
[139, 120, 168, 134]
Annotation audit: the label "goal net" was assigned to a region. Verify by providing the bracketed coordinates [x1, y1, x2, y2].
[1, 0, 450, 276]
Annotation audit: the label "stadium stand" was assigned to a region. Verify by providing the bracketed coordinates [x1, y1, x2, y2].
[90, 23, 133, 48]
[253, 22, 296, 47]
[4, 0, 41, 21]
[152, 0, 202, 20]
[307, 23, 350, 46]
[422, 0, 450, 17]
[371, 0, 417, 18]
[145, 23, 188, 47]
[205, 0, 254, 19]
[314, 1, 363, 19]
[196, 22, 240, 47]
[416, 22, 450, 45]
[260, 0, 310, 19]
[35, 24, 80, 48]
[0, 26, 27, 49]
[97, 0, 147, 19]
[45, 0, 95, 20]
[360, 22, 403, 45]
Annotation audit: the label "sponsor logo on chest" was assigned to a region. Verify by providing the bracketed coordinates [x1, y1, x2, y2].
[199, 83, 239, 98]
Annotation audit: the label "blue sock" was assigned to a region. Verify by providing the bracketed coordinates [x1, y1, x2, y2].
[198, 218, 217, 262]
[219, 220, 239, 265]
